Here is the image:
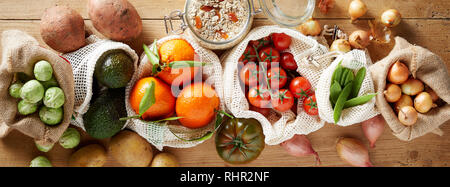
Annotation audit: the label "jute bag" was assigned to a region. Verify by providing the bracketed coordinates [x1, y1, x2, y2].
[222, 26, 331, 145]
[316, 49, 379, 126]
[0, 30, 75, 146]
[63, 35, 138, 130]
[125, 34, 225, 150]
[370, 37, 450, 141]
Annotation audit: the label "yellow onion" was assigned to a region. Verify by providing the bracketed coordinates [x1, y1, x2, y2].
[401, 78, 424, 96]
[398, 106, 418, 126]
[414, 92, 436, 113]
[349, 0, 367, 22]
[349, 30, 371, 49]
[394, 94, 413, 113]
[384, 83, 402, 103]
[336, 137, 373, 167]
[425, 87, 439, 102]
[381, 9, 402, 27]
[330, 39, 351, 53]
[387, 61, 409, 84]
[298, 19, 322, 36]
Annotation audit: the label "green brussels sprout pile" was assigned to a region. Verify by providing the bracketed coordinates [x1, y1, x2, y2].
[9, 60, 66, 126]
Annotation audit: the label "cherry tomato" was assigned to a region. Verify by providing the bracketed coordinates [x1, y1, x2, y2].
[289, 77, 313, 99]
[239, 45, 257, 65]
[258, 46, 280, 68]
[239, 62, 262, 87]
[303, 94, 318, 116]
[267, 67, 287, 90]
[250, 105, 272, 116]
[250, 36, 271, 50]
[271, 33, 292, 51]
[280, 52, 298, 71]
[271, 89, 294, 112]
[248, 86, 271, 108]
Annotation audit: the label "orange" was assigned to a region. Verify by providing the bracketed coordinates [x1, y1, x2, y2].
[129, 77, 175, 121]
[158, 39, 200, 86]
[176, 83, 220, 129]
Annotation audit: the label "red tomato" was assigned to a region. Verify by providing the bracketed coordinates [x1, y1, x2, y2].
[303, 94, 318, 116]
[289, 77, 313, 99]
[267, 67, 287, 90]
[280, 52, 298, 71]
[239, 45, 257, 65]
[271, 89, 294, 112]
[258, 46, 280, 68]
[248, 86, 271, 108]
[271, 33, 292, 51]
[250, 105, 272, 116]
[250, 36, 271, 50]
[239, 62, 262, 87]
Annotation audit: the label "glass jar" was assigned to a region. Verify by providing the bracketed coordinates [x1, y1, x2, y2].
[259, 0, 316, 27]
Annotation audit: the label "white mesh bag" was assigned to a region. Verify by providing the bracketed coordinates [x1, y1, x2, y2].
[222, 26, 332, 145]
[316, 49, 379, 126]
[63, 35, 139, 130]
[125, 34, 225, 150]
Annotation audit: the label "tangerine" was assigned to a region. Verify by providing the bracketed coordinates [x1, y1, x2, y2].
[176, 83, 220, 129]
[129, 77, 175, 121]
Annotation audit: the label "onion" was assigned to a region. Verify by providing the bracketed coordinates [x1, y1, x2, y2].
[280, 135, 321, 165]
[387, 61, 410, 84]
[394, 94, 413, 113]
[381, 9, 402, 28]
[414, 92, 436, 113]
[330, 39, 351, 53]
[425, 87, 439, 102]
[361, 115, 386, 148]
[297, 19, 322, 36]
[349, 30, 371, 49]
[398, 106, 418, 126]
[336, 137, 373, 167]
[384, 83, 402, 103]
[401, 78, 424, 96]
[348, 0, 367, 22]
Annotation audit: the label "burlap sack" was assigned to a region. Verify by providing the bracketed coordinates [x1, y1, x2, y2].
[316, 49, 379, 126]
[222, 26, 332, 145]
[0, 30, 75, 146]
[370, 37, 450, 141]
[126, 34, 225, 150]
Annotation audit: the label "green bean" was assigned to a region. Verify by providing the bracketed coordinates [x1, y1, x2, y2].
[332, 64, 343, 85]
[330, 80, 342, 107]
[344, 93, 376, 109]
[333, 82, 353, 123]
[351, 67, 366, 99]
[339, 68, 350, 86]
[344, 70, 355, 86]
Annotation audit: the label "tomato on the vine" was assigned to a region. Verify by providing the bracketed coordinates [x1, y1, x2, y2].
[271, 33, 292, 51]
[239, 45, 257, 65]
[289, 77, 313, 99]
[239, 62, 262, 87]
[303, 94, 318, 116]
[258, 46, 280, 68]
[267, 67, 287, 90]
[250, 36, 271, 50]
[280, 52, 298, 71]
[271, 89, 294, 112]
[248, 86, 271, 108]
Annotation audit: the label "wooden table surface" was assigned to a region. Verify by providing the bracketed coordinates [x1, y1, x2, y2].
[0, 0, 449, 167]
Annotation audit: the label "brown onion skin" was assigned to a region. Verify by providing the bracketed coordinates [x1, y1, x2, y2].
[361, 115, 386, 148]
[401, 78, 424, 96]
[398, 106, 418, 126]
[425, 87, 439, 102]
[280, 135, 321, 165]
[414, 92, 434, 113]
[388, 61, 410, 84]
[384, 84, 402, 103]
[349, 30, 371, 49]
[336, 137, 373, 167]
[394, 94, 413, 113]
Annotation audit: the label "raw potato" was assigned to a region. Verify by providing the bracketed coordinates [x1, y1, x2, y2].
[151, 153, 179, 167]
[88, 0, 143, 41]
[68, 144, 107, 167]
[109, 130, 153, 167]
[40, 6, 85, 53]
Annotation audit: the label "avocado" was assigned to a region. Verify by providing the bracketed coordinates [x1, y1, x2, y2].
[83, 89, 127, 139]
[94, 49, 134, 89]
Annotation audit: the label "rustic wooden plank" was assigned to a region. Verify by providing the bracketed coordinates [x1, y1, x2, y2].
[0, 0, 448, 20]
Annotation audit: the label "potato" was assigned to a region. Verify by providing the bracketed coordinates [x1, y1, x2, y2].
[109, 130, 153, 167]
[68, 144, 107, 167]
[150, 153, 179, 167]
[88, 0, 143, 41]
[40, 6, 85, 53]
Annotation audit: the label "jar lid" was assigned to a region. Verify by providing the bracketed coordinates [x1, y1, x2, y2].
[260, 0, 315, 28]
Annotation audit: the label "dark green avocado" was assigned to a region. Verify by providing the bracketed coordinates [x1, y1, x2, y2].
[94, 49, 134, 89]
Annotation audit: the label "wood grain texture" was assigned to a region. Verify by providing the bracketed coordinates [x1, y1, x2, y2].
[0, 0, 449, 167]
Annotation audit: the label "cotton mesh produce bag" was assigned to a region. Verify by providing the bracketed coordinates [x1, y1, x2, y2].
[222, 26, 332, 145]
[125, 34, 225, 150]
[316, 49, 379, 126]
[370, 37, 450, 141]
[0, 30, 75, 146]
[62, 35, 139, 130]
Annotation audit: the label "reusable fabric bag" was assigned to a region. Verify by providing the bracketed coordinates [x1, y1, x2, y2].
[0, 30, 75, 146]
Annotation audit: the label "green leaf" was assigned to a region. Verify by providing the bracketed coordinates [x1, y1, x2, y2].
[151, 116, 184, 123]
[143, 44, 160, 75]
[139, 81, 155, 116]
[169, 61, 206, 69]
[150, 39, 159, 59]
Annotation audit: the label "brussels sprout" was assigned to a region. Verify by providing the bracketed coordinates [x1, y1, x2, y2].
[16, 72, 33, 83]
[9, 82, 23, 98]
[34, 60, 53, 81]
[59, 127, 80, 149]
[30, 156, 52, 167]
[43, 87, 65, 109]
[18, 100, 38, 115]
[39, 106, 63, 126]
[20, 80, 44, 103]
[35, 141, 54, 152]
[40, 76, 59, 89]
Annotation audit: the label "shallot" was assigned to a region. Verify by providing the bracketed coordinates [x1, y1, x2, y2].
[330, 39, 351, 53]
[381, 9, 402, 28]
[401, 78, 424, 96]
[297, 19, 322, 36]
[349, 30, 371, 49]
[336, 137, 373, 167]
[398, 106, 418, 126]
[414, 92, 436, 113]
[361, 115, 386, 148]
[280, 135, 321, 165]
[348, 0, 367, 22]
[388, 61, 409, 84]
[384, 83, 402, 103]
